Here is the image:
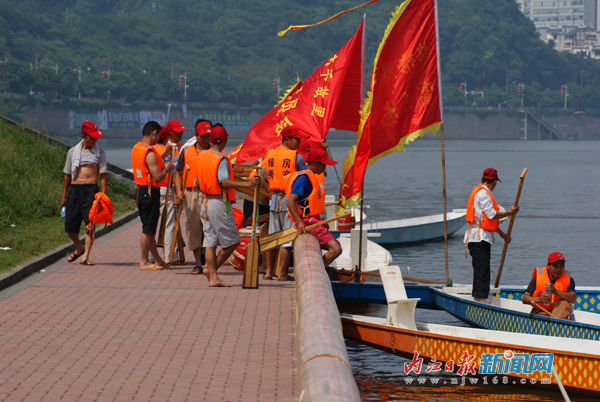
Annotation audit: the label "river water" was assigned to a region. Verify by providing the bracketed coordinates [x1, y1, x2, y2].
[98, 136, 600, 401]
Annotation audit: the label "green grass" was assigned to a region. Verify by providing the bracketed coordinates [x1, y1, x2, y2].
[0, 119, 136, 274]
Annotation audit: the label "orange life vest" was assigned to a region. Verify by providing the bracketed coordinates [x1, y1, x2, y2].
[88, 193, 114, 226]
[85, 192, 114, 244]
[131, 142, 164, 187]
[264, 146, 297, 191]
[466, 185, 499, 232]
[196, 148, 236, 201]
[233, 207, 244, 229]
[183, 145, 202, 189]
[285, 170, 325, 220]
[531, 266, 572, 311]
[153, 143, 180, 187]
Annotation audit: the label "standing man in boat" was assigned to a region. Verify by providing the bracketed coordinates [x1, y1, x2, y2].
[260, 126, 309, 281]
[287, 147, 342, 269]
[465, 168, 519, 303]
[197, 125, 260, 287]
[61, 121, 108, 266]
[174, 119, 212, 274]
[131, 121, 175, 270]
[522, 252, 575, 319]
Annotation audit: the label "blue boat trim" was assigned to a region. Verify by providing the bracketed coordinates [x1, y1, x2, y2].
[434, 289, 600, 341]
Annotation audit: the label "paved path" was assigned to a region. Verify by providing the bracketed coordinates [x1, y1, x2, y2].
[0, 221, 297, 401]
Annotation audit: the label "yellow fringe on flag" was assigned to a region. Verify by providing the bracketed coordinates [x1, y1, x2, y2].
[277, 0, 380, 37]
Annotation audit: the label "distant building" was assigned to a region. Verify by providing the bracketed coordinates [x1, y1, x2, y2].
[516, 0, 595, 30]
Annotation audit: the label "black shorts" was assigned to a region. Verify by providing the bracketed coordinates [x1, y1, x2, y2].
[65, 183, 100, 234]
[243, 199, 270, 224]
[136, 185, 161, 234]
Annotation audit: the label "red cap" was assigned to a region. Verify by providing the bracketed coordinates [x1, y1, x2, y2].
[81, 121, 103, 139]
[548, 252, 566, 264]
[281, 126, 310, 139]
[195, 121, 212, 136]
[166, 120, 187, 134]
[482, 168, 501, 182]
[210, 126, 228, 144]
[305, 147, 337, 166]
[159, 125, 169, 140]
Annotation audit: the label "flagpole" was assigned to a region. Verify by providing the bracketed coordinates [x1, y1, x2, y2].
[356, 189, 364, 282]
[441, 124, 449, 285]
[434, 0, 449, 285]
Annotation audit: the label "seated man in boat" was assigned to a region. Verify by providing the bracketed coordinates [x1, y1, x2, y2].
[522, 252, 575, 320]
[286, 147, 342, 269]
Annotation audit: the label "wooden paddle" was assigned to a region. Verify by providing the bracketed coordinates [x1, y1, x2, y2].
[233, 164, 258, 178]
[234, 176, 270, 199]
[494, 167, 528, 288]
[242, 180, 261, 289]
[532, 301, 557, 319]
[170, 165, 189, 263]
[259, 211, 353, 253]
[157, 147, 175, 247]
[242, 213, 269, 228]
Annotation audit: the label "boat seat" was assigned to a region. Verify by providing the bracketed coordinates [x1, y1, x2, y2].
[379, 266, 420, 330]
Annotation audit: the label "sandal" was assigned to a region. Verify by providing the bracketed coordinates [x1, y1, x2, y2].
[263, 275, 274, 280]
[80, 259, 95, 266]
[67, 250, 83, 263]
[190, 266, 202, 275]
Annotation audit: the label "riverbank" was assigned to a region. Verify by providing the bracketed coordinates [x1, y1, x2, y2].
[0, 119, 136, 274]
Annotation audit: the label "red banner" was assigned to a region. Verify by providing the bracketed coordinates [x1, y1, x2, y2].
[236, 19, 364, 164]
[337, 0, 442, 213]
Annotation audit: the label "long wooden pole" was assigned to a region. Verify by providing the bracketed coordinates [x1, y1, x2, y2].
[494, 167, 528, 288]
[242, 180, 261, 289]
[532, 301, 557, 319]
[440, 123, 449, 285]
[170, 166, 189, 262]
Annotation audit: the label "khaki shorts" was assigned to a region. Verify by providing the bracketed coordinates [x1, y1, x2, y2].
[184, 190, 204, 251]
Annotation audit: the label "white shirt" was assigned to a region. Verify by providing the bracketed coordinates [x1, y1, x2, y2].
[464, 187, 497, 244]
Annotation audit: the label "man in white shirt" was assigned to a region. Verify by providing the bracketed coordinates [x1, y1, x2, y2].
[464, 168, 519, 302]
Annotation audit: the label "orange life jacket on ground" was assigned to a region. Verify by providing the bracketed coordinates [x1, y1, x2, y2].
[264, 146, 297, 191]
[531, 266, 572, 311]
[197, 148, 236, 201]
[285, 170, 325, 220]
[153, 143, 179, 187]
[183, 145, 202, 189]
[466, 184, 499, 232]
[131, 142, 164, 187]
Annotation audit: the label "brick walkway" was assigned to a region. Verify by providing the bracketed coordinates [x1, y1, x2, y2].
[0, 221, 297, 401]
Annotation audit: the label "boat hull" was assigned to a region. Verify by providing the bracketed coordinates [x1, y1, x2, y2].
[330, 213, 466, 246]
[342, 315, 600, 396]
[331, 282, 439, 309]
[434, 289, 600, 341]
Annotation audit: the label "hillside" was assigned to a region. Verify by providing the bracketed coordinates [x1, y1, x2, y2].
[1, 0, 600, 109]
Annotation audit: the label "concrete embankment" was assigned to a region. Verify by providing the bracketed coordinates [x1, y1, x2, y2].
[24, 102, 600, 141]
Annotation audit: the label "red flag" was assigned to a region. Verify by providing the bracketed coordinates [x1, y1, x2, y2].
[236, 19, 365, 164]
[337, 0, 442, 213]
